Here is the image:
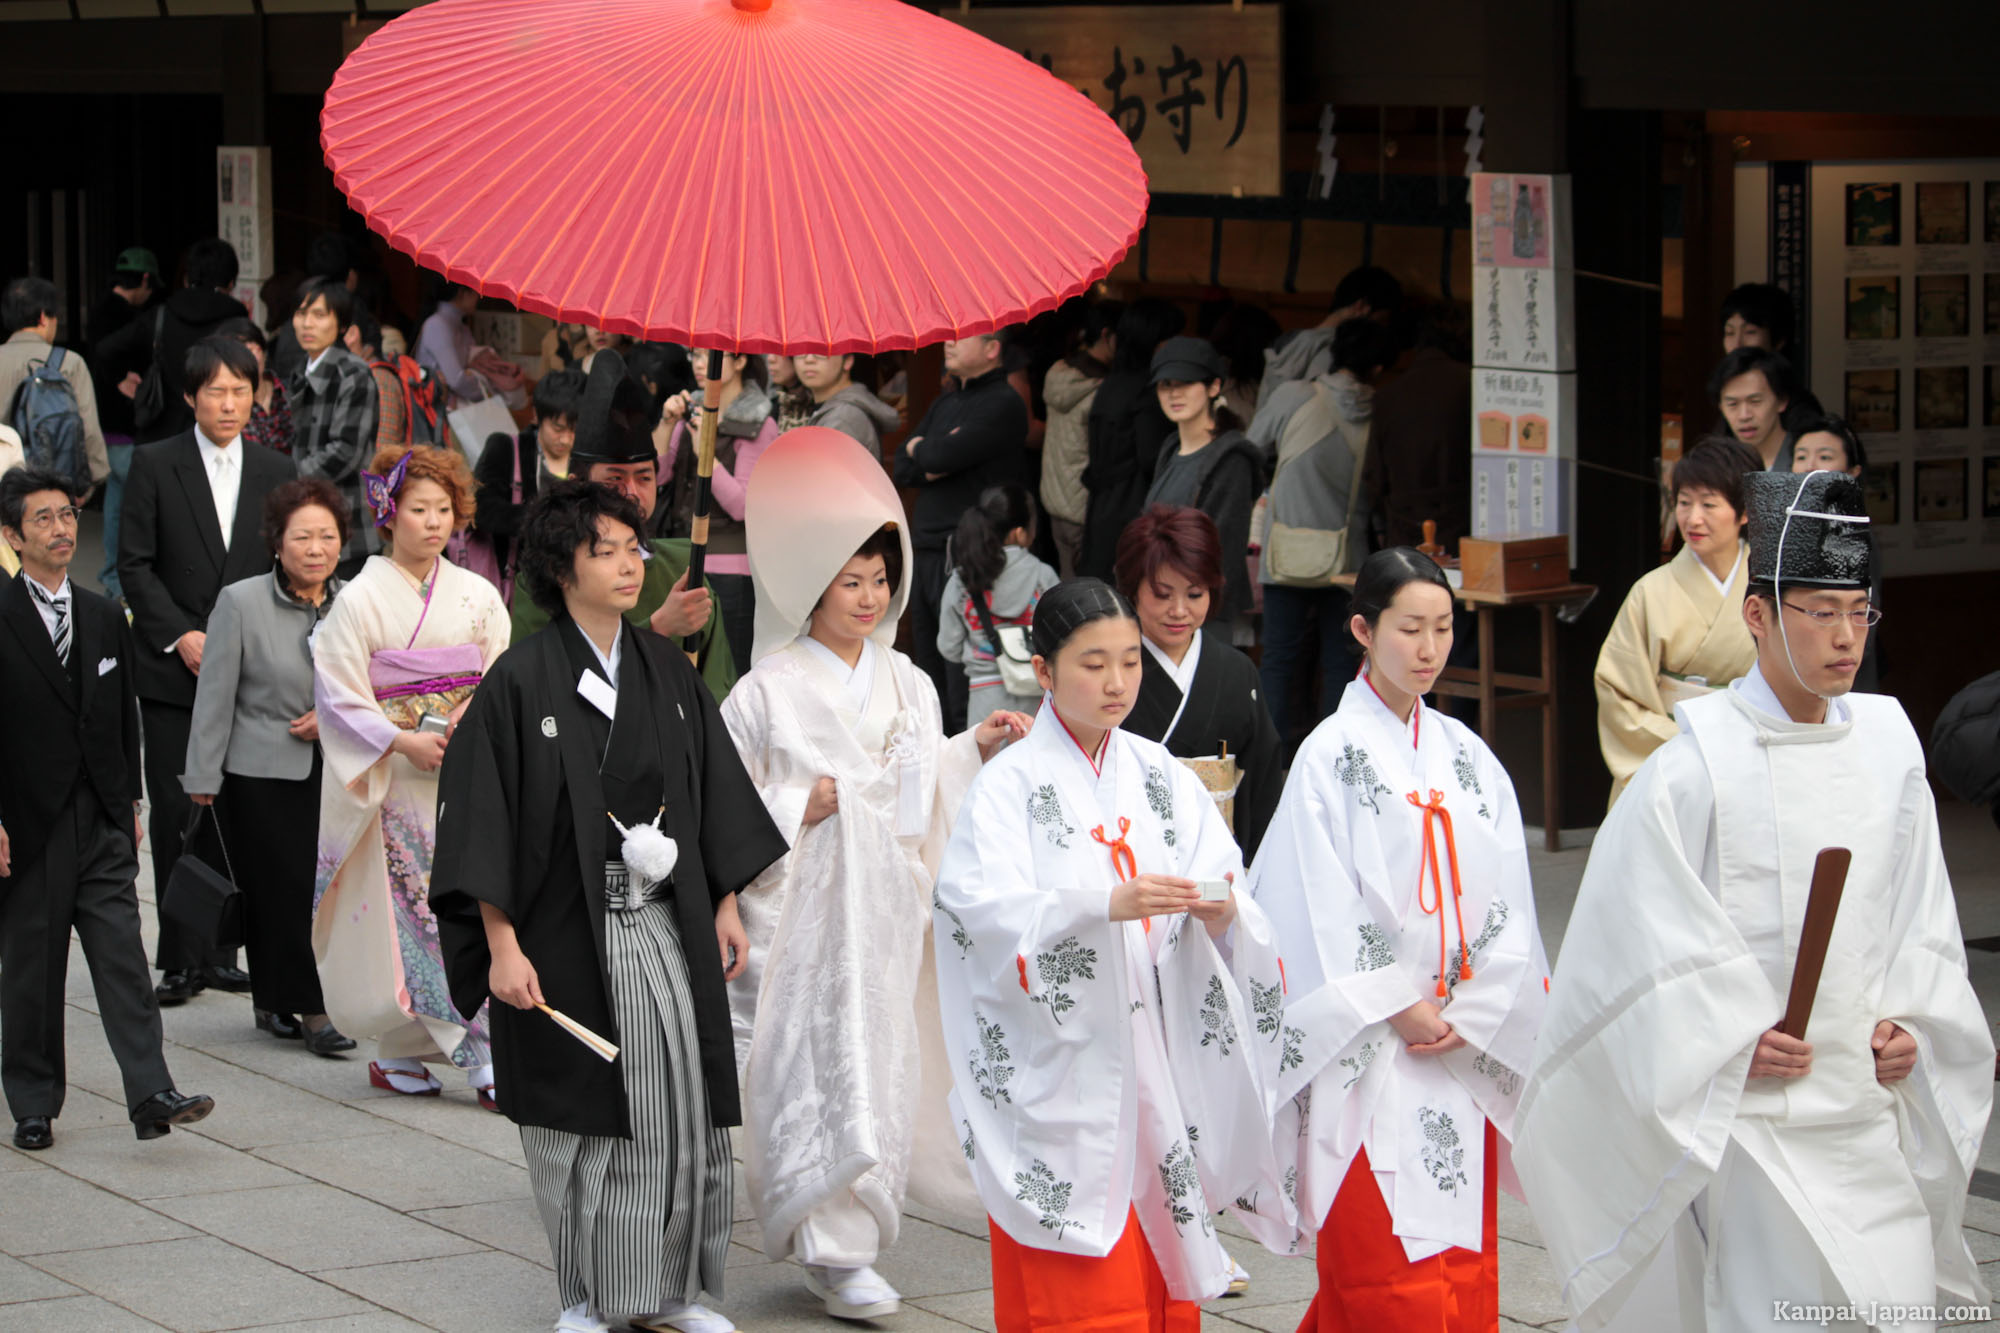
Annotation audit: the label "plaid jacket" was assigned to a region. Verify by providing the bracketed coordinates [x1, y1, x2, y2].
[287, 346, 380, 562]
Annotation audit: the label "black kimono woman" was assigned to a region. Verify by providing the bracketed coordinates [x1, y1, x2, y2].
[1113, 504, 1283, 860]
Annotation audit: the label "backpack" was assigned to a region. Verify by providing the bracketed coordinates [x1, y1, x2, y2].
[132, 307, 170, 433]
[370, 355, 443, 446]
[9, 345, 89, 491]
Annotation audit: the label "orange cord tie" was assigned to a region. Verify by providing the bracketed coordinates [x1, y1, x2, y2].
[1092, 817, 1146, 932]
[1407, 790, 1473, 997]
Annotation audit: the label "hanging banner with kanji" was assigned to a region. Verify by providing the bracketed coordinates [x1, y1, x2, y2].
[950, 5, 1282, 198]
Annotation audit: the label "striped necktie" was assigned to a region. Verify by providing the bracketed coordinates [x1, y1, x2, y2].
[29, 581, 71, 666]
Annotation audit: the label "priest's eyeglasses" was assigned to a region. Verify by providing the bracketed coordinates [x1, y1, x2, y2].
[1779, 601, 1882, 629]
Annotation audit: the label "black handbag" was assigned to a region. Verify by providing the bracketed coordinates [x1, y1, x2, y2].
[159, 804, 244, 951]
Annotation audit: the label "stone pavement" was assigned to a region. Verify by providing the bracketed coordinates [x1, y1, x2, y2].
[6, 806, 1999, 1332]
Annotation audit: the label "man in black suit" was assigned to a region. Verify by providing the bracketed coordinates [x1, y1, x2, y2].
[119, 336, 297, 1004]
[0, 467, 215, 1150]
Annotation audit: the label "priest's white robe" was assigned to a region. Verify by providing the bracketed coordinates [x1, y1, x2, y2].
[1516, 667, 1993, 1332]
[933, 708, 1293, 1300]
[721, 637, 984, 1265]
[1244, 677, 1549, 1260]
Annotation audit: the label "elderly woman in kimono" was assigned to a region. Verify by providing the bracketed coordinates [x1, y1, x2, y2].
[313, 444, 509, 1104]
[720, 427, 1030, 1321]
[1594, 437, 1765, 808]
[1245, 547, 1548, 1333]
[935, 577, 1291, 1331]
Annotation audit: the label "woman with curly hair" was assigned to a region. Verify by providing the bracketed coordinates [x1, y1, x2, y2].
[311, 444, 511, 1105]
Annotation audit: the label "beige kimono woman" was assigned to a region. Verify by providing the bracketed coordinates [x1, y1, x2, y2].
[1593, 543, 1754, 808]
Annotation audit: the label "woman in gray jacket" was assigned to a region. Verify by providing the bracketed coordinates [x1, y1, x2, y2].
[183, 478, 355, 1056]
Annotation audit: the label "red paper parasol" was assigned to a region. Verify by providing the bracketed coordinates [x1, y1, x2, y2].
[320, 0, 1149, 355]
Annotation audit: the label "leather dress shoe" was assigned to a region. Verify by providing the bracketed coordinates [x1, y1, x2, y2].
[154, 971, 207, 1006]
[202, 965, 254, 992]
[130, 1089, 215, 1141]
[12, 1116, 52, 1151]
[303, 1021, 357, 1058]
[255, 1009, 303, 1040]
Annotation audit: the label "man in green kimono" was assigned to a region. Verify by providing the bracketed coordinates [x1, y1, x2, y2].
[512, 349, 736, 701]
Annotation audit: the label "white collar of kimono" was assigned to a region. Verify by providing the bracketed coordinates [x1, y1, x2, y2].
[1353, 667, 1423, 749]
[584, 622, 623, 689]
[1696, 542, 1744, 597]
[1735, 660, 1850, 726]
[796, 633, 876, 711]
[1142, 626, 1202, 696]
[1042, 701, 1113, 776]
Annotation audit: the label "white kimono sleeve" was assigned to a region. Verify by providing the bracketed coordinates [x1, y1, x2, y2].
[1878, 768, 1994, 1306]
[1249, 756, 1428, 1102]
[1512, 740, 1777, 1328]
[934, 767, 1134, 1257]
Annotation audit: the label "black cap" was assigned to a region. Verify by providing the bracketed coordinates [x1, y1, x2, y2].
[1745, 470, 1872, 590]
[569, 349, 660, 467]
[1148, 336, 1225, 386]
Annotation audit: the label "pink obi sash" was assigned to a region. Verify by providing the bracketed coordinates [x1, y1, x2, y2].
[369, 643, 484, 732]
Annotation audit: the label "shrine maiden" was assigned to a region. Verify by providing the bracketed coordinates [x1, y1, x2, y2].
[934, 578, 1291, 1331]
[1593, 438, 1763, 808]
[1244, 546, 1548, 1332]
[720, 427, 1027, 1320]
[1516, 471, 1992, 1332]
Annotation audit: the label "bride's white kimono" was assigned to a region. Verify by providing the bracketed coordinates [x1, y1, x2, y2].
[722, 635, 983, 1264]
[933, 708, 1292, 1301]
[1515, 666, 1993, 1331]
[1245, 677, 1548, 1260]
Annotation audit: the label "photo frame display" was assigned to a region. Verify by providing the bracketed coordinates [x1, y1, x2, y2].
[1916, 274, 1970, 338]
[1845, 275, 1900, 340]
[1915, 365, 1969, 430]
[1845, 182, 1900, 246]
[1915, 181, 1970, 245]
[1845, 369, 1900, 433]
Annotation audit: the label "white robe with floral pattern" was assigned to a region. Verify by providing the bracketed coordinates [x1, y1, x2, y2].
[1245, 678, 1549, 1261]
[933, 707, 1292, 1301]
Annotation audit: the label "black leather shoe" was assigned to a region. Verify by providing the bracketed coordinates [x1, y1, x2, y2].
[302, 1021, 357, 1058]
[154, 971, 206, 1006]
[11, 1116, 52, 1151]
[255, 1009, 303, 1040]
[202, 965, 253, 992]
[130, 1089, 214, 1141]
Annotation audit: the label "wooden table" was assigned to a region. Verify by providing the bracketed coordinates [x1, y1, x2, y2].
[1333, 576, 1597, 851]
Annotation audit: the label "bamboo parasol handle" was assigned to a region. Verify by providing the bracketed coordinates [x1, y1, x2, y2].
[683, 348, 724, 657]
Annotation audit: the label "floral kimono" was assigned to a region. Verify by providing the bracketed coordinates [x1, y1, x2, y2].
[933, 706, 1291, 1302]
[313, 554, 510, 1070]
[721, 635, 985, 1265]
[1246, 676, 1547, 1265]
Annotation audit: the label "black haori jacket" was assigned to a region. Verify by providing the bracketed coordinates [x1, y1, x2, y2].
[431, 616, 786, 1137]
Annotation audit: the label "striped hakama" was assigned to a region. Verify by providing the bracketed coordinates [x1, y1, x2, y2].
[521, 871, 733, 1319]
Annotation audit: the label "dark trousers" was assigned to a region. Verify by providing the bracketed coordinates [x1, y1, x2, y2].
[140, 699, 234, 973]
[710, 572, 756, 675]
[218, 765, 327, 1016]
[1259, 583, 1358, 753]
[0, 788, 171, 1118]
[908, 547, 965, 734]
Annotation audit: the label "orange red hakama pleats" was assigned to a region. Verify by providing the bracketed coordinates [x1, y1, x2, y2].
[1299, 1119, 1500, 1333]
[990, 1207, 1202, 1333]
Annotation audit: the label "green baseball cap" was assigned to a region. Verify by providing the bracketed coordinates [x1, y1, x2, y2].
[114, 247, 162, 280]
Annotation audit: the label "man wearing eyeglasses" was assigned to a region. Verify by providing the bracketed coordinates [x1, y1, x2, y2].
[0, 467, 216, 1152]
[1514, 469, 1992, 1331]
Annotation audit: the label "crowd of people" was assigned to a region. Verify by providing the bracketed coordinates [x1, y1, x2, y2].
[0, 239, 1992, 1333]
